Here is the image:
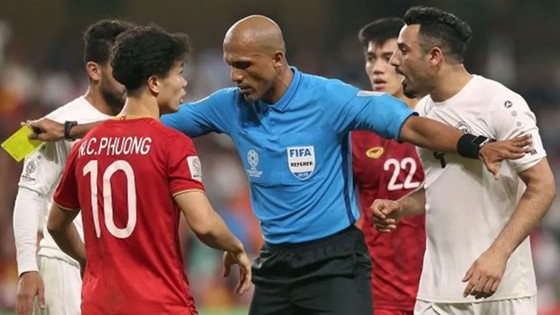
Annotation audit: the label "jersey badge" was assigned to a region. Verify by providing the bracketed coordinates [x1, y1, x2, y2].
[366, 146, 384, 159]
[287, 146, 315, 180]
[246, 149, 263, 178]
[21, 159, 37, 182]
[187, 156, 203, 182]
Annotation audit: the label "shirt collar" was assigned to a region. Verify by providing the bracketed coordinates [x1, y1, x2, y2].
[260, 66, 301, 113]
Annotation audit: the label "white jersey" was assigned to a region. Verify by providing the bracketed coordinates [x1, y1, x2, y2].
[17, 96, 111, 266]
[415, 75, 545, 303]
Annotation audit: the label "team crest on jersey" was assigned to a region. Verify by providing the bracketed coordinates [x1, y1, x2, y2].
[366, 147, 384, 159]
[187, 156, 202, 182]
[246, 149, 262, 178]
[287, 146, 315, 180]
[455, 121, 472, 134]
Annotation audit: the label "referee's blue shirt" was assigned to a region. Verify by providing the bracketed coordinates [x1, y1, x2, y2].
[161, 67, 415, 244]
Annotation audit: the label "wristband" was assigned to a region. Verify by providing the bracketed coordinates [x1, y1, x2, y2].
[64, 121, 78, 141]
[457, 134, 490, 159]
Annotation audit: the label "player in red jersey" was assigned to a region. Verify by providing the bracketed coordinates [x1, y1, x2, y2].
[46, 25, 252, 315]
[352, 18, 425, 315]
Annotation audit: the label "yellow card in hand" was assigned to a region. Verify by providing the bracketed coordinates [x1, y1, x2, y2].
[1, 125, 44, 162]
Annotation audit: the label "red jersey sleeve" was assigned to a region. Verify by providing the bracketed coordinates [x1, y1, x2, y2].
[53, 142, 81, 210]
[167, 134, 205, 195]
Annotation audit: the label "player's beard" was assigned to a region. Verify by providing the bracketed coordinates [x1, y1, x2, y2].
[403, 88, 417, 99]
[100, 82, 126, 114]
[401, 77, 419, 99]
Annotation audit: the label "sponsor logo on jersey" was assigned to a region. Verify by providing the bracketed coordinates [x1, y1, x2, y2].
[187, 156, 202, 182]
[366, 146, 384, 159]
[246, 149, 262, 178]
[287, 146, 315, 180]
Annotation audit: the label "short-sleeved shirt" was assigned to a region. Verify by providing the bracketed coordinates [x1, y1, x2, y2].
[415, 75, 545, 302]
[54, 118, 203, 315]
[352, 131, 425, 310]
[161, 67, 415, 244]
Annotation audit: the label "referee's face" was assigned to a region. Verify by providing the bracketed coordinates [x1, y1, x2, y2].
[224, 40, 277, 103]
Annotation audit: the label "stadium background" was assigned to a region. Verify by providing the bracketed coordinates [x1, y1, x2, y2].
[0, 0, 559, 314]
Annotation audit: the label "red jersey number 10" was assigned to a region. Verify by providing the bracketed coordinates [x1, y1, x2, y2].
[83, 160, 137, 239]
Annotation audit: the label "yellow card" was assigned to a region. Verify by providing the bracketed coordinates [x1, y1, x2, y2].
[1, 125, 44, 162]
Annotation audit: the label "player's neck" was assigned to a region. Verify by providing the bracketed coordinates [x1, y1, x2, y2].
[118, 96, 160, 120]
[83, 87, 120, 116]
[430, 64, 472, 103]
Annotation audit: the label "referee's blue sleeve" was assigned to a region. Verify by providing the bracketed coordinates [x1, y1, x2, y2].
[161, 89, 234, 137]
[325, 79, 416, 140]
[349, 92, 417, 140]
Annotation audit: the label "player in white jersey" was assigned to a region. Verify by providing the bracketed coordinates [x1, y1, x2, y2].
[13, 19, 134, 315]
[371, 6, 555, 315]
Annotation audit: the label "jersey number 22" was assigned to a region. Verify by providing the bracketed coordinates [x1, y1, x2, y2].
[383, 157, 421, 191]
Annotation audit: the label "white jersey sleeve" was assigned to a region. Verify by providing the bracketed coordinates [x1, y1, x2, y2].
[14, 141, 70, 274]
[13, 187, 44, 275]
[13, 96, 111, 270]
[490, 93, 546, 173]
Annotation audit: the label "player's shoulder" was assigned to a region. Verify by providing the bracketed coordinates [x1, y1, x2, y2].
[45, 96, 110, 123]
[473, 75, 528, 108]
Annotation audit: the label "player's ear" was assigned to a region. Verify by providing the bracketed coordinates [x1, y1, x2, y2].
[147, 75, 160, 95]
[428, 47, 443, 66]
[85, 61, 101, 82]
[272, 51, 284, 68]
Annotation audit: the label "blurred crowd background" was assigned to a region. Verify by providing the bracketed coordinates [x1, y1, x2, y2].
[1, 0, 559, 314]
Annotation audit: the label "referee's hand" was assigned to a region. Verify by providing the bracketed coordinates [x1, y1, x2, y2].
[370, 199, 401, 232]
[223, 250, 252, 295]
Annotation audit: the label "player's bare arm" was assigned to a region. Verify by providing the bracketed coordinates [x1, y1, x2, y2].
[371, 186, 426, 232]
[25, 118, 102, 141]
[174, 190, 252, 294]
[462, 158, 555, 300]
[46, 204, 86, 269]
[399, 116, 532, 178]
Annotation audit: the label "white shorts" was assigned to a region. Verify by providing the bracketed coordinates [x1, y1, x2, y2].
[34, 255, 82, 315]
[414, 296, 537, 315]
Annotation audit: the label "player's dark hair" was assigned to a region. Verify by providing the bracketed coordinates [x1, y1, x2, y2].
[404, 6, 472, 63]
[358, 17, 404, 48]
[111, 24, 192, 92]
[83, 19, 135, 65]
